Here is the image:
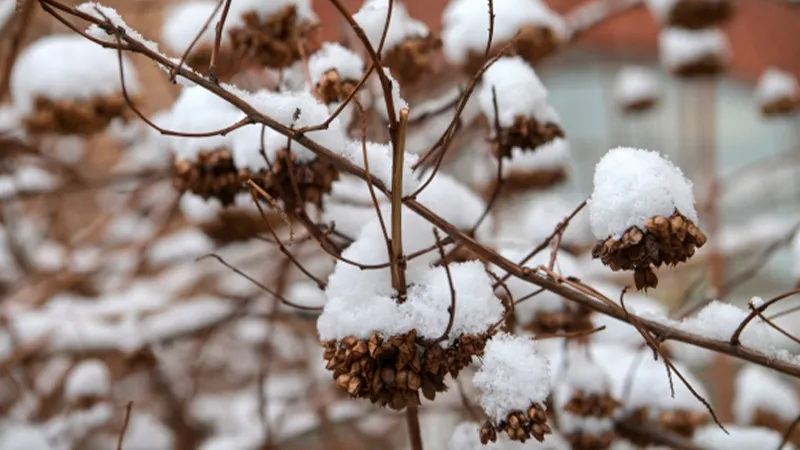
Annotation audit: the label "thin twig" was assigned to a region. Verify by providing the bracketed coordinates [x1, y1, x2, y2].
[207, 0, 231, 82]
[730, 288, 800, 345]
[116, 401, 133, 450]
[169, 0, 224, 81]
[433, 229, 457, 344]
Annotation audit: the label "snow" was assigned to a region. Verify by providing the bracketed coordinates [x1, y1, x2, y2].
[478, 57, 559, 128]
[373, 67, 409, 122]
[613, 66, 661, 108]
[502, 137, 571, 173]
[473, 333, 551, 422]
[116, 413, 175, 450]
[147, 228, 215, 267]
[694, 424, 796, 450]
[442, 0, 566, 65]
[162, 1, 221, 53]
[659, 27, 730, 73]
[645, 0, 679, 22]
[141, 297, 234, 342]
[76, 2, 160, 54]
[165, 86, 245, 162]
[180, 193, 222, 222]
[416, 171, 490, 235]
[241, 89, 349, 164]
[227, 0, 317, 29]
[353, 0, 430, 53]
[755, 67, 799, 106]
[449, 422, 503, 450]
[514, 192, 592, 249]
[308, 42, 364, 84]
[11, 34, 139, 117]
[734, 365, 800, 424]
[0, 426, 53, 450]
[319, 257, 504, 345]
[64, 359, 111, 401]
[588, 147, 698, 240]
[342, 139, 419, 195]
[105, 213, 157, 245]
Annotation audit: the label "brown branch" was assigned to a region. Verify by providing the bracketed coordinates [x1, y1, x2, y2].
[169, 0, 224, 81]
[615, 417, 705, 450]
[778, 411, 800, 450]
[390, 108, 409, 295]
[207, 0, 231, 82]
[433, 229, 456, 344]
[197, 253, 322, 311]
[730, 288, 800, 345]
[116, 401, 133, 450]
[470, 86, 503, 234]
[0, 0, 35, 100]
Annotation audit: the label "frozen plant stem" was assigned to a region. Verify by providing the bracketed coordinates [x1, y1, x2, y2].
[391, 108, 410, 297]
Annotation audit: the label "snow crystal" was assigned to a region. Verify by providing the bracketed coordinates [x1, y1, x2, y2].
[117, 413, 175, 450]
[373, 67, 409, 122]
[283, 282, 327, 311]
[659, 27, 730, 73]
[442, 0, 566, 65]
[321, 201, 379, 239]
[449, 422, 503, 450]
[502, 137, 571, 174]
[473, 333, 551, 422]
[478, 57, 552, 128]
[227, 0, 317, 29]
[64, 359, 110, 400]
[588, 147, 698, 240]
[165, 86, 245, 162]
[694, 424, 795, 450]
[162, 1, 220, 53]
[353, 0, 429, 53]
[755, 67, 799, 106]
[180, 192, 222, 222]
[417, 171, 490, 235]
[11, 34, 139, 117]
[308, 42, 364, 85]
[241, 89, 348, 164]
[613, 66, 661, 108]
[734, 365, 800, 424]
[147, 228, 215, 267]
[0, 425, 53, 450]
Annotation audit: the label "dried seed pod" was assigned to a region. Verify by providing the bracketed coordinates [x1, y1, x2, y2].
[246, 149, 340, 212]
[315, 70, 358, 105]
[228, 5, 319, 69]
[659, 409, 710, 437]
[172, 148, 244, 206]
[322, 330, 488, 411]
[487, 403, 552, 443]
[24, 94, 133, 136]
[665, 0, 734, 30]
[592, 210, 706, 291]
[463, 24, 562, 76]
[382, 34, 442, 85]
[493, 115, 565, 160]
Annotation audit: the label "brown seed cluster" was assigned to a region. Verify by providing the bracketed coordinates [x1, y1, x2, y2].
[481, 403, 552, 444]
[485, 167, 567, 198]
[322, 330, 487, 411]
[658, 409, 709, 437]
[620, 97, 658, 115]
[199, 207, 282, 244]
[464, 24, 560, 76]
[383, 34, 443, 85]
[493, 115, 565, 160]
[228, 5, 319, 69]
[753, 408, 800, 446]
[671, 54, 727, 79]
[24, 94, 130, 136]
[172, 148, 243, 206]
[316, 69, 358, 105]
[562, 390, 621, 450]
[246, 149, 339, 212]
[591, 210, 707, 290]
[667, 0, 734, 30]
[761, 95, 800, 117]
[522, 306, 594, 336]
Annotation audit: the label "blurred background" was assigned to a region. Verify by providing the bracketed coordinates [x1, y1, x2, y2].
[0, 0, 799, 449]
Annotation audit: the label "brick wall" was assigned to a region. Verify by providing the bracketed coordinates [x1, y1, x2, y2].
[313, 0, 800, 82]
